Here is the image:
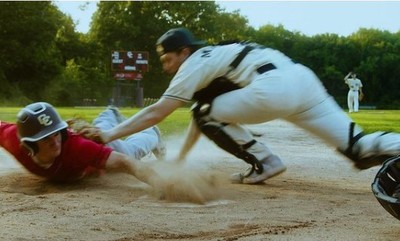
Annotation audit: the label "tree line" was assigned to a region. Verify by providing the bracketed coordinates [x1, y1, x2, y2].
[1, 1, 399, 108]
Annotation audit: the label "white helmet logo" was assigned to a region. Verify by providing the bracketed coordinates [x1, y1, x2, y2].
[37, 114, 53, 126]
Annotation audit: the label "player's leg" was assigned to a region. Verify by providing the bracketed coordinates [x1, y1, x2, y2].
[106, 127, 163, 160]
[287, 94, 400, 170]
[192, 70, 301, 183]
[94, 107, 165, 160]
[192, 102, 286, 184]
[353, 92, 360, 112]
[93, 107, 120, 130]
[347, 91, 354, 113]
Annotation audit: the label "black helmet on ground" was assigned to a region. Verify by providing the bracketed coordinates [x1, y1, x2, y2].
[371, 155, 400, 220]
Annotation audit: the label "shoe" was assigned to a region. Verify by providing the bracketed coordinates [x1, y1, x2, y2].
[107, 105, 126, 123]
[152, 126, 166, 160]
[230, 154, 286, 184]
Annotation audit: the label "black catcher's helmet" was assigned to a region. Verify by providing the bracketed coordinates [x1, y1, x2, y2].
[156, 27, 206, 56]
[371, 155, 400, 220]
[16, 102, 68, 155]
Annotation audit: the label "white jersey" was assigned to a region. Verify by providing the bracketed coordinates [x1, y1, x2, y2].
[160, 40, 400, 175]
[345, 78, 363, 91]
[162, 43, 293, 102]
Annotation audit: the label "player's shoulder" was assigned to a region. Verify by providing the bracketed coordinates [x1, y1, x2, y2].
[0, 121, 17, 133]
[65, 130, 99, 146]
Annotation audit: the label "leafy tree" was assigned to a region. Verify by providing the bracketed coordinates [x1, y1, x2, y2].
[88, 1, 251, 101]
[0, 1, 64, 103]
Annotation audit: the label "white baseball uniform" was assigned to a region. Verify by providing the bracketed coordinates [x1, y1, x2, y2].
[345, 77, 363, 112]
[162, 43, 400, 166]
[93, 109, 160, 160]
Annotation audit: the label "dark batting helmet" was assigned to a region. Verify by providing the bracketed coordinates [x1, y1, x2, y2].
[156, 27, 206, 56]
[371, 155, 400, 220]
[17, 102, 68, 155]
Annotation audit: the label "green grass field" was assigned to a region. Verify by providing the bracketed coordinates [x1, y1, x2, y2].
[0, 107, 192, 136]
[1, 107, 399, 135]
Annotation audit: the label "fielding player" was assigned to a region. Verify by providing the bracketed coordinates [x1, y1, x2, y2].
[344, 71, 364, 113]
[93, 28, 400, 185]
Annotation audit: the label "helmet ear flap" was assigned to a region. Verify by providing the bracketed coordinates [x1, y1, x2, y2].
[21, 141, 38, 156]
[21, 129, 68, 156]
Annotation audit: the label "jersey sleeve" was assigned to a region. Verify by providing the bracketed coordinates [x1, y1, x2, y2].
[62, 133, 113, 171]
[162, 46, 234, 102]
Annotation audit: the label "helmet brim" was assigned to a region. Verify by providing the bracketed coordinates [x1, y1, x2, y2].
[20, 121, 68, 142]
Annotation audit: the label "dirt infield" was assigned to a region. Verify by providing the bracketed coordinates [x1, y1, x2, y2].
[1, 120, 399, 241]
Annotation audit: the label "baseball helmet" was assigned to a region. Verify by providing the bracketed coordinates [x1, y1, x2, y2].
[371, 155, 400, 220]
[156, 27, 206, 56]
[17, 102, 68, 154]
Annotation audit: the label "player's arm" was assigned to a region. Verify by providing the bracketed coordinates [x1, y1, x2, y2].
[176, 118, 202, 162]
[105, 151, 159, 186]
[102, 97, 185, 143]
[344, 72, 352, 81]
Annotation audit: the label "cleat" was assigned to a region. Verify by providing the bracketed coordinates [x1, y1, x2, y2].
[152, 126, 167, 160]
[230, 154, 286, 184]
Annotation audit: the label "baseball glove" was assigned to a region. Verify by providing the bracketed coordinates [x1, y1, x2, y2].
[359, 92, 364, 101]
[66, 118, 104, 144]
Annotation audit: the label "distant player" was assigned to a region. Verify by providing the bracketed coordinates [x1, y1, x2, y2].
[344, 71, 364, 113]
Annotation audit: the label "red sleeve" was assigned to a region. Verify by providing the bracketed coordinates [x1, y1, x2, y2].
[50, 132, 113, 181]
[0, 122, 31, 163]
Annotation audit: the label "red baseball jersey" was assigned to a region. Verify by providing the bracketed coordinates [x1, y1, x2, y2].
[0, 121, 113, 182]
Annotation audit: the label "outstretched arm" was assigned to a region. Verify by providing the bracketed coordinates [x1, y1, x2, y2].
[102, 98, 185, 143]
[344, 72, 352, 81]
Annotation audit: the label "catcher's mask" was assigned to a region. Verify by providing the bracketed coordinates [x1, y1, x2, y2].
[156, 27, 206, 56]
[371, 155, 400, 220]
[16, 102, 68, 155]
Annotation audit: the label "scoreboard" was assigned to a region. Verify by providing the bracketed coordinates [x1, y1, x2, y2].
[111, 51, 149, 80]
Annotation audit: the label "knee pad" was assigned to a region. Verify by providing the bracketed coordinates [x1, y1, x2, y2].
[192, 102, 263, 173]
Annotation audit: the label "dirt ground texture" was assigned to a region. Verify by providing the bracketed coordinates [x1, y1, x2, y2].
[1, 120, 399, 241]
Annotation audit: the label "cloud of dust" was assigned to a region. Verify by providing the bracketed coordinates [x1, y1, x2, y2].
[147, 134, 228, 204]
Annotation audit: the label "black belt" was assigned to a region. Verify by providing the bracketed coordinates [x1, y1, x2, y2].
[256, 63, 276, 74]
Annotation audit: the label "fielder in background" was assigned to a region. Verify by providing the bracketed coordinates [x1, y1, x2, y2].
[0, 102, 164, 183]
[344, 71, 364, 113]
[92, 28, 400, 186]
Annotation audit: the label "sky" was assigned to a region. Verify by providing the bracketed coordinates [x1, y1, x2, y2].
[54, 1, 400, 36]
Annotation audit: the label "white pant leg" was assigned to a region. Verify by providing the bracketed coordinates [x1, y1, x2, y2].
[209, 63, 400, 164]
[93, 109, 159, 159]
[208, 64, 326, 160]
[107, 128, 159, 160]
[211, 64, 329, 123]
[353, 91, 360, 112]
[93, 109, 119, 130]
[347, 90, 359, 112]
[286, 97, 362, 151]
[210, 64, 361, 154]
[347, 91, 354, 112]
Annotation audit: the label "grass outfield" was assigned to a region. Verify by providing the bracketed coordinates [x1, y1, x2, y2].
[0, 107, 399, 135]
